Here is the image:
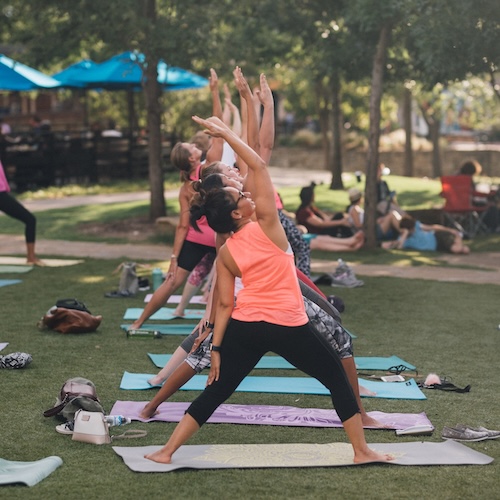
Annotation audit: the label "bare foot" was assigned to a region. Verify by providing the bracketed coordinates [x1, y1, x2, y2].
[147, 376, 164, 386]
[145, 448, 172, 464]
[353, 447, 394, 464]
[361, 413, 389, 428]
[27, 258, 46, 266]
[172, 309, 185, 318]
[359, 385, 376, 397]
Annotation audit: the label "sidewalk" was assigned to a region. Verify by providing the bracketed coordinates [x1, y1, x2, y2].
[1, 167, 499, 285]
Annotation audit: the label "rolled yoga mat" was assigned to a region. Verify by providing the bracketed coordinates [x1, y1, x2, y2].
[147, 353, 416, 371]
[119, 372, 427, 400]
[110, 400, 433, 430]
[113, 440, 493, 473]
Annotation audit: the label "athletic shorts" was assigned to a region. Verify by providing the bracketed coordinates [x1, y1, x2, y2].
[185, 331, 213, 373]
[177, 240, 216, 272]
[434, 230, 456, 252]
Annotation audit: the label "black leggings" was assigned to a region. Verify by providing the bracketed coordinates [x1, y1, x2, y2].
[0, 192, 36, 243]
[187, 319, 359, 425]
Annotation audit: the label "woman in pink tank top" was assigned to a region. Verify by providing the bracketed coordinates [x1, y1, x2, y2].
[145, 74, 392, 466]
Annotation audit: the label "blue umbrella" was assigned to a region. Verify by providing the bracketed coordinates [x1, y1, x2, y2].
[51, 59, 98, 88]
[0, 54, 62, 91]
[52, 51, 208, 90]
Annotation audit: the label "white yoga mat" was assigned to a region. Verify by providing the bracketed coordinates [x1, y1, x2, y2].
[144, 294, 207, 304]
[113, 440, 493, 472]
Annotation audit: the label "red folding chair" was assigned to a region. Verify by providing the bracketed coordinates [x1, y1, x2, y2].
[440, 175, 489, 237]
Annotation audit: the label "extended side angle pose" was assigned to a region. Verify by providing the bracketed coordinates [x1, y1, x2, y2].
[144, 75, 392, 465]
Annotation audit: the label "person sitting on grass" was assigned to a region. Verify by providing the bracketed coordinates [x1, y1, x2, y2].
[382, 215, 470, 254]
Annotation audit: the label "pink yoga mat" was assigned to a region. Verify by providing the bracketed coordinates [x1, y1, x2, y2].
[110, 401, 433, 430]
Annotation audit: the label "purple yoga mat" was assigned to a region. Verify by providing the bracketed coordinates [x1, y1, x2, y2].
[110, 401, 433, 430]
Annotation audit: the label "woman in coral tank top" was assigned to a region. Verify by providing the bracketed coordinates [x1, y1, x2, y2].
[145, 106, 392, 466]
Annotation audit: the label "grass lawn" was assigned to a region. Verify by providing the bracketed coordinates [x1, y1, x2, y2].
[1, 259, 498, 499]
[1, 175, 499, 498]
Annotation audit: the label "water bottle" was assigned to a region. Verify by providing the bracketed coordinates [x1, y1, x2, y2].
[152, 268, 163, 291]
[127, 329, 162, 339]
[105, 415, 131, 427]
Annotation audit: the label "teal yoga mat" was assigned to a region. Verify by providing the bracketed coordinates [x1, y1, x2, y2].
[120, 371, 426, 399]
[148, 353, 296, 370]
[0, 265, 32, 273]
[121, 324, 198, 335]
[0, 279, 22, 288]
[124, 307, 205, 321]
[147, 353, 415, 371]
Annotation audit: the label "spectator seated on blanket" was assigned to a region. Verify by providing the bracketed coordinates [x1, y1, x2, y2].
[381, 215, 470, 254]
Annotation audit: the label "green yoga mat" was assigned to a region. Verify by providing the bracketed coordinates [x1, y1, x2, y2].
[113, 440, 493, 472]
[0, 279, 22, 288]
[124, 308, 205, 321]
[120, 371, 427, 399]
[0, 265, 32, 274]
[147, 353, 415, 371]
[121, 324, 198, 335]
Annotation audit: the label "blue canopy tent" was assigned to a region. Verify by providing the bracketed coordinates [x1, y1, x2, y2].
[0, 54, 62, 90]
[52, 51, 208, 132]
[52, 51, 208, 90]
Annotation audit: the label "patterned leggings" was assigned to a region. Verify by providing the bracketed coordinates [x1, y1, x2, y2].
[278, 210, 311, 277]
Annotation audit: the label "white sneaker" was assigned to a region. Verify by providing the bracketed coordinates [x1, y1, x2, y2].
[56, 421, 74, 435]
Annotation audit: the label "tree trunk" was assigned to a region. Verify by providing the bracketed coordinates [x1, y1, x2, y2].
[429, 119, 442, 178]
[315, 80, 331, 172]
[365, 23, 391, 249]
[403, 86, 413, 177]
[330, 73, 344, 190]
[142, 0, 166, 221]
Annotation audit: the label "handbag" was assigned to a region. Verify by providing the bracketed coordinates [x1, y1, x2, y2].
[72, 410, 111, 445]
[72, 410, 148, 445]
[38, 307, 102, 334]
[43, 377, 105, 421]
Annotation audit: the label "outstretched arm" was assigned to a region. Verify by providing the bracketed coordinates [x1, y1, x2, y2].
[255, 73, 275, 164]
[206, 68, 224, 164]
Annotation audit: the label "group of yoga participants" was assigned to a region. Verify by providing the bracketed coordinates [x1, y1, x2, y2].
[131, 67, 393, 465]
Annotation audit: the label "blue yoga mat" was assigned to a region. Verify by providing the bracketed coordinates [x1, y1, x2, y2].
[123, 307, 206, 321]
[0, 279, 22, 288]
[121, 324, 198, 335]
[356, 356, 416, 371]
[148, 353, 296, 370]
[120, 371, 426, 399]
[147, 353, 416, 371]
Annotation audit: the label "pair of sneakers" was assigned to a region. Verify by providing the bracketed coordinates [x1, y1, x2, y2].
[330, 261, 364, 288]
[442, 424, 500, 442]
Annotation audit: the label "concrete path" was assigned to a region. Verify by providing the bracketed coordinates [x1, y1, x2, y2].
[1, 167, 499, 285]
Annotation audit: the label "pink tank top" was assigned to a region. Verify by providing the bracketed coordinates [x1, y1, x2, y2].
[0, 160, 10, 193]
[186, 164, 216, 247]
[225, 221, 308, 326]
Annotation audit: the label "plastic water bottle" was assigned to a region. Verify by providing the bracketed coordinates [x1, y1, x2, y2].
[152, 268, 163, 291]
[127, 329, 162, 339]
[105, 415, 131, 427]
